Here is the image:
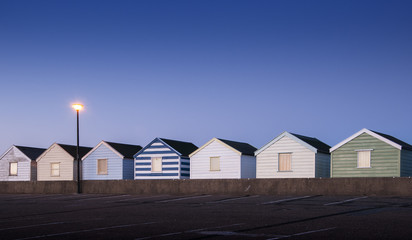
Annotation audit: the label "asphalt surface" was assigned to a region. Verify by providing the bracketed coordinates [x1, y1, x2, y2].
[0, 193, 412, 239]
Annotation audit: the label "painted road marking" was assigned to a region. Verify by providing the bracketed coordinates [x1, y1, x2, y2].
[15, 222, 157, 240]
[134, 223, 245, 240]
[324, 196, 368, 206]
[266, 227, 336, 239]
[207, 195, 259, 203]
[107, 195, 170, 203]
[5, 194, 64, 201]
[156, 195, 212, 203]
[0, 222, 65, 231]
[47, 194, 102, 200]
[75, 194, 130, 202]
[185, 223, 245, 233]
[0, 216, 46, 224]
[44, 194, 87, 200]
[260, 196, 313, 205]
[199, 230, 268, 237]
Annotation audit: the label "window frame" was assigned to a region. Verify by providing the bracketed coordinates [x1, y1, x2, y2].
[151, 157, 162, 172]
[210, 156, 220, 171]
[97, 158, 108, 175]
[50, 162, 60, 177]
[278, 152, 292, 172]
[9, 162, 18, 176]
[356, 149, 372, 168]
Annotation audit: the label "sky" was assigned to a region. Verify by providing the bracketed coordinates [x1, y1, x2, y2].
[1, 0, 411, 153]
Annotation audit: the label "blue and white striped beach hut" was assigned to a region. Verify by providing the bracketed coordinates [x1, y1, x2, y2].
[82, 141, 142, 180]
[134, 138, 198, 179]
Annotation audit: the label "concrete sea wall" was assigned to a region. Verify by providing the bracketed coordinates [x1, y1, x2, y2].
[1, 178, 412, 196]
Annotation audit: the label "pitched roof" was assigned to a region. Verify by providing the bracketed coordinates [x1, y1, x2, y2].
[290, 133, 331, 154]
[370, 130, 412, 151]
[15, 146, 46, 161]
[218, 138, 257, 156]
[105, 141, 142, 159]
[255, 131, 330, 156]
[58, 144, 92, 159]
[330, 128, 412, 152]
[159, 138, 198, 157]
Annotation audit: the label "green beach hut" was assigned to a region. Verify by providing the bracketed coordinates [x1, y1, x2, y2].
[330, 128, 412, 178]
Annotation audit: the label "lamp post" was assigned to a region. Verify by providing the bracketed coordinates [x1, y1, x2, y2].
[72, 104, 83, 194]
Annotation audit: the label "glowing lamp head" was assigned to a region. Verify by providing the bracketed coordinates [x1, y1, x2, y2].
[72, 104, 83, 111]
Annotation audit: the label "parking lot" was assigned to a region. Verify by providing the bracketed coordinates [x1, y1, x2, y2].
[0, 193, 412, 239]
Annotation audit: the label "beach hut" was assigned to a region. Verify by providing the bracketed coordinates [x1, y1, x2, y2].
[36, 143, 92, 181]
[330, 128, 412, 177]
[255, 132, 330, 178]
[0, 145, 46, 181]
[189, 138, 257, 179]
[134, 138, 198, 179]
[82, 141, 142, 180]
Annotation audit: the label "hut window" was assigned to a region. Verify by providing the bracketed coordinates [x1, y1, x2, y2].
[152, 157, 162, 172]
[357, 150, 371, 168]
[9, 162, 18, 176]
[210, 157, 220, 171]
[51, 163, 60, 177]
[278, 153, 292, 171]
[97, 159, 108, 175]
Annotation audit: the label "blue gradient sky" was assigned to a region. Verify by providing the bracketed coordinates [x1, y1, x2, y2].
[1, 0, 411, 153]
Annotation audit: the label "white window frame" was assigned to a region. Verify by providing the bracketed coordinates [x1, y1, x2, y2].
[210, 156, 220, 171]
[278, 153, 292, 172]
[97, 159, 108, 175]
[50, 162, 60, 177]
[151, 157, 162, 172]
[356, 149, 372, 168]
[9, 162, 18, 176]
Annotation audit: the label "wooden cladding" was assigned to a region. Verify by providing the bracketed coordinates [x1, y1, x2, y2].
[9, 162, 17, 176]
[357, 150, 371, 168]
[151, 157, 162, 172]
[50, 163, 60, 177]
[210, 157, 220, 171]
[97, 159, 108, 175]
[278, 153, 292, 171]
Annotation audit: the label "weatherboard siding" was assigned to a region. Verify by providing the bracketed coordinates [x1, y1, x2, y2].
[400, 150, 412, 177]
[315, 153, 330, 178]
[37, 146, 75, 181]
[31, 161, 37, 181]
[180, 157, 190, 179]
[0, 147, 31, 181]
[331, 133, 400, 178]
[82, 144, 125, 180]
[190, 140, 241, 179]
[240, 155, 256, 178]
[123, 159, 134, 179]
[256, 135, 316, 178]
[134, 140, 182, 179]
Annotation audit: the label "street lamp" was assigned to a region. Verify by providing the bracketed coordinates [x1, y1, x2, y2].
[72, 103, 83, 194]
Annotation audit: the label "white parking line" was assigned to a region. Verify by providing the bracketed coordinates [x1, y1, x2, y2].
[134, 223, 245, 240]
[75, 195, 130, 202]
[46, 194, 99, 200]
[15, 222, 157, 240]
[324, 196, 368, 206]
[185, 223, 244, 233]
[5, 194, 64, 201]
[107, 195, 170, 203]
[260, 196, 313, 205]
[0, 222, 65, 231]
[199, 231, 268, 237]
[207, 195, 259, 203]
[266, 227, 336, 239]
[156, 195, 212, 203]
[0, 216, 46, 224]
